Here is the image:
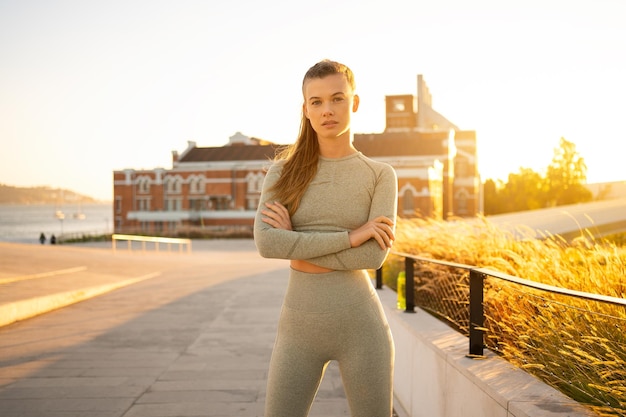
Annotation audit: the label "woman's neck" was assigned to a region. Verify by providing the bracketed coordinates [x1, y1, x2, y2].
[318, 134, 357, 159]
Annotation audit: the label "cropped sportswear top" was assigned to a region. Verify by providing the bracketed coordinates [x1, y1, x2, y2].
[253, 151, 398, 271]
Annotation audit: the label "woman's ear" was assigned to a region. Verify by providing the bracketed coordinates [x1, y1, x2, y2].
[302, 102, 309, 119]
[352, 94, 360, 112]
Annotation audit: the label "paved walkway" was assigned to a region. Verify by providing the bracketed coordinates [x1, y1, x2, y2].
[0, 240, 352, 417]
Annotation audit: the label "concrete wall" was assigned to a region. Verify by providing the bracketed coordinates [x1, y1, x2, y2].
[376, 288, 599, 417]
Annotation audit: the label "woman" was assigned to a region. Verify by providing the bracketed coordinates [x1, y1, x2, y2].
[254, 59, 398, 417]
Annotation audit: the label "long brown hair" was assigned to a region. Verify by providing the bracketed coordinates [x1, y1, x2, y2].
[269, 59, 356, 215]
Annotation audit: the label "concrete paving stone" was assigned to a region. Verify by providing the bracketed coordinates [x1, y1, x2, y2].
[1, 410, 119, 417]
[80, 367, 166, 377]
[0, 411, 122, 417]
[149, 379, 266, 392]
[7, 376, 131, 387]
[18, 367, 86, 378]
[0, 379, 16, 388]
[0, 385, 147, 399]
[0, 397, 134, 412]
[0, 359, 61, 378]
[46, 356, 179, 369]
[158, 368, 266, 381]
[179, 353, 271, 371]
[308, 398, 351, 416]
[121, 401, 259, 417]
[138, 389, 258, 404]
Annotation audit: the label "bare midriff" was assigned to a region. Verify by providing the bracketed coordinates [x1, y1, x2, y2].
[290, 259, 334, 274]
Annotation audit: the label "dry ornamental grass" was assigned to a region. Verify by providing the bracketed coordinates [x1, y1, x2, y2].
[382, 217, 626, 416]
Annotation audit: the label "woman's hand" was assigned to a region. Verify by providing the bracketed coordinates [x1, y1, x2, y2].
[261, 201, 292, 230]
[349, 216, 395, 250]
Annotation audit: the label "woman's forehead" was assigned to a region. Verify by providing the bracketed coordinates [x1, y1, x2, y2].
[303, 73, 353, 98]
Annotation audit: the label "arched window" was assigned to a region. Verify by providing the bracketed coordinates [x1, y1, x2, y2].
[137, 176, 151, 194]
[189, 176, 205, 194]
[164, 175, 183, 194]
[246, 172, 265, 193]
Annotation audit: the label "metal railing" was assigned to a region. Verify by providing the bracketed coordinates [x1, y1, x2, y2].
[111, 234, 192, 253]
[379, 251, 626, 357]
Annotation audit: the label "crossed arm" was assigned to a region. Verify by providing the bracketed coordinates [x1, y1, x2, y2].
[261, 200, 394, 251]
[253, 163, 398, 271]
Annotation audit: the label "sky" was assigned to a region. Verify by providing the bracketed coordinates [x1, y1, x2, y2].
[1, 0, 625, 202]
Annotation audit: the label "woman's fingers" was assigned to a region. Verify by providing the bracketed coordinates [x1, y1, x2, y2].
[373, 217, 395, 243]
[261, 201, 292, 230]
[348, 217, 395, 249]
[373, 222, 394, 249]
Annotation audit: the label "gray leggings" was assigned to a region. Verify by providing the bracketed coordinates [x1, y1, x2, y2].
[264, 269, 394, 417]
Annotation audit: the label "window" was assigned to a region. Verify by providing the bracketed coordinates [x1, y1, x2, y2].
[189, 198, 205, 211]
[164, 176, 182, 194]
[247, 197, 259, 210]
[208, 196, 230, 210]
[189, 176, 205, 194]
[137, 177, 151, 194]
[165, 198, 182, 211]
[246, 172, 265, 193]
[137, 197, 150, 211]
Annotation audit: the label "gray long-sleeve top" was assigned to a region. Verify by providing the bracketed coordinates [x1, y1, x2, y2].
[253, 152, 398, 271]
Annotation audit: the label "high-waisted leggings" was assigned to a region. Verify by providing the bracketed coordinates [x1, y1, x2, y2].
[264, 268, 394, 417]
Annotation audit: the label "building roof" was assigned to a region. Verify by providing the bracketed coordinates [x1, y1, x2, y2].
[354, 131, 450, 157]
[178, 144, 283, 163]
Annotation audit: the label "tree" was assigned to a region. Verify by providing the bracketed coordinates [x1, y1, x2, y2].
[483, 137, 592, 214]
[502, 167, 546, 211]
[484, 168, 545, 214]
[544, 137, 592, 206]
[483, 178, 505, 214]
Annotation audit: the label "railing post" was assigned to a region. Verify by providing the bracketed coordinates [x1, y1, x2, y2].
[404, 257, 415, 313]
[375, 267, 383, 289]
[468, 269, 485, 357]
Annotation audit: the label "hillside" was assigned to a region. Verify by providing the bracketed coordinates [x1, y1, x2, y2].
[0, 184, 99, 205]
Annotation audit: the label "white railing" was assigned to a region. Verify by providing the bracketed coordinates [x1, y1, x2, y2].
[111, 234, 192, 253]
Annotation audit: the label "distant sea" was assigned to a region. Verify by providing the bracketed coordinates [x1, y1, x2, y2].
[0, 203, 113, 244]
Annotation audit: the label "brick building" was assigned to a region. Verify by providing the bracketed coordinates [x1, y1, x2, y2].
[354, 75, 479, 219]
[112, 132, 279, 236]
[112, 75, 479, 236]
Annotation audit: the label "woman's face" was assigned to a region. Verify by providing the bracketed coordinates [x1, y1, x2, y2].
[303, 73, 359, 142]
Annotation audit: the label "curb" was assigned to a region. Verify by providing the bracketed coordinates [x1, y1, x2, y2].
[0, 272, 160, 327]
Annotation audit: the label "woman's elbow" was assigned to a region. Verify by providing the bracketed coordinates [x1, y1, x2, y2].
[253, 230, 283, 259]
[366, 250, 390, 270]
[254, 236, 273, 258]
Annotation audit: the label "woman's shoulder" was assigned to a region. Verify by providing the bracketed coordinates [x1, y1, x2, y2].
[355, 153, 396, 175]
[265, 159, 286, 174]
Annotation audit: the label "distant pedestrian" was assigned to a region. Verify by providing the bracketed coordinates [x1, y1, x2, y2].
[39, 232, 46, 245]
[50, 235, 56, 245]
